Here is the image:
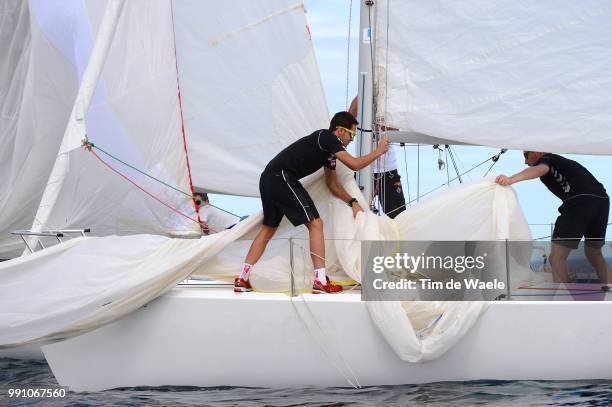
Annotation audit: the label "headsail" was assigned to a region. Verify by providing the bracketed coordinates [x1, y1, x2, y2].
[0, 0, 81, 256]
[27, 0, 198, 243]
[374, 0, 612, 154]
[1, 0, 329, 256]
[173, 0, 329, 196]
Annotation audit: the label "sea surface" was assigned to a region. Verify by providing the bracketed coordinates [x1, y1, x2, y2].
[1, 359, 611, 406]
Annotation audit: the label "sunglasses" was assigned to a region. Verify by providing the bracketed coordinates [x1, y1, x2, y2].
[523, 151, 530, 159]
[337, 126, 356, 139]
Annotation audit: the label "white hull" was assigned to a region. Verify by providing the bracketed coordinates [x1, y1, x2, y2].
[42, 286, 612, 392]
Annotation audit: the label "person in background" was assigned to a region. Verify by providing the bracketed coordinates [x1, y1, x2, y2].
[194, 192, 240, 234]
[496, 152, 610, 283]
[349, 96, 406, 218]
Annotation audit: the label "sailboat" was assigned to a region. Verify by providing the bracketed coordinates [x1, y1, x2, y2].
[2, 0, 612, 391]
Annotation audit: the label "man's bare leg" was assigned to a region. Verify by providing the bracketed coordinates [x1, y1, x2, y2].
[548, 243, 572, 283]
[584, 245, 612, 284]
[235, 225, 278, 291]
[304, 217, 341, 293]
[244, 225, 278, 266]
[305, 218, 325, 269]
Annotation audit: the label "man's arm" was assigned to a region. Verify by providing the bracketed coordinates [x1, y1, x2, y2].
[496, 164, 549, 186]
[335, 139, 389, 171]
[324, 168, 364, 217]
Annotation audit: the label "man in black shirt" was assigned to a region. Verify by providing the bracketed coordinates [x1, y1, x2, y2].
[234, 112, 389, 293]
[496, 152, 609, 283]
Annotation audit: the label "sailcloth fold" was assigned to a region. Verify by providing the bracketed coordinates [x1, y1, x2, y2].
[0, 165, 536, 363]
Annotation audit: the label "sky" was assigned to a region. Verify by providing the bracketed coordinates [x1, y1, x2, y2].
[212, 0, 610, 239]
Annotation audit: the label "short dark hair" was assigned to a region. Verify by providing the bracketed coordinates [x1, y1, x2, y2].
[329, 111, 358, 131]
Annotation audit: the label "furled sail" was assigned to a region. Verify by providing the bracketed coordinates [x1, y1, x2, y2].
[374, 0, 612, 154]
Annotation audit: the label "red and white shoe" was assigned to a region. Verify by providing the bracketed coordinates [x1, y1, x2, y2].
[234, 277, 253, 293]
[312, 277, 343, 294]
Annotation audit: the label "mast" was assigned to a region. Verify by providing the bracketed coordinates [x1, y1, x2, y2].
[26, 0, 126, 253]
[356, 0, 376, 205]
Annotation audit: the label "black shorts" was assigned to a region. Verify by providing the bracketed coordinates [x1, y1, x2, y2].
[259, 170, 320, 227]
[553, 195, 609, 249]
[374, 170, 406, 219]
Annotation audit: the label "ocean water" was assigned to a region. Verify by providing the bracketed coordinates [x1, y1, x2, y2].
[2, 359, 612, 406]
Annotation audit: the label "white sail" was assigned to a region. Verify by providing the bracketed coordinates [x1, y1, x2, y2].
[173, 0, 329, 196]
[27, 0, 126, 252]
[25, 0, 199, 240]
[1, 164, 533, 361]
[374, 0, 612, 154]
[0, 0, 82, 256]
[0, 0, 329, 256]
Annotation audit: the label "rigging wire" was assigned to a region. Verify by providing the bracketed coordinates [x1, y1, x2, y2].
[378, 0, 391, 216]
[445, 147, 450, 187]
[402, 144, 411, 206]
[83, 141, 242, 218]
[445, 145, 463, 183]
[83, 141, 240, 230]
[344, 0, 352, 109]
[416, 144, 420, 202]
[483, 149, 507, 177]
[366, 1, 375, 79]
[86, 145, 223, 234]
[535, 222, 612, 240]
[386, 151, 501, 217]
[366, 0, 377, 208]
[85, 141, 191, 197]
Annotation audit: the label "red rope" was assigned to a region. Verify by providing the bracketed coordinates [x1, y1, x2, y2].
[88, 147, 219, 233]
[170, 0, 202, 226]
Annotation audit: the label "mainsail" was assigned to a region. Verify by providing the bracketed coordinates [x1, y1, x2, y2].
[374, 0, 612, 154]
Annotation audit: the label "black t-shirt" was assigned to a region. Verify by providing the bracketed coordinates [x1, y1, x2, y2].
[263, 129, 345, 179]
[535, 153, 607, 201]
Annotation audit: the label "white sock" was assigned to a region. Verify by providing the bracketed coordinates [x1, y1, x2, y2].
[239, 263, 253, 280]
[314, 268, 327, 284]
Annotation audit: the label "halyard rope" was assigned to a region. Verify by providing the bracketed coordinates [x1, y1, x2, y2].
[170, 0, 201, 226]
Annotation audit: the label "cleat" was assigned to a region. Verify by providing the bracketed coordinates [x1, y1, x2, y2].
[312, 277, 343, 294]
[234, 277, 253, 293]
